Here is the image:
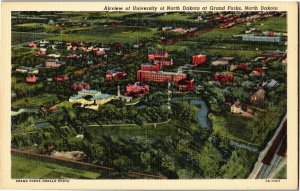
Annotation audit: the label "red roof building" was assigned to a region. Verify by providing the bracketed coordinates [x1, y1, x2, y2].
[27, 42, 37, 49]
[192, 54, 206, 65]
[36, 50, 46, 56]
[214, 73, 234, 83]
[106, 68, 126, 81]
[26, 75, 37, 83]
[45, 59, 65, 68]
[252, 67, 263, 76]
[71, 82, 91, 90]
[124, 82, 150, 97]
[141, 63, 160, 72]
[55, 75, 69, 81]
[148, 51, 169, 60]
[177, 79, 196, 92]
[137, 70, 187, 83]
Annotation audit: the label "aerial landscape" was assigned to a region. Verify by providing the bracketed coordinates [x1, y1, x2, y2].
[11, 11, 287, 179]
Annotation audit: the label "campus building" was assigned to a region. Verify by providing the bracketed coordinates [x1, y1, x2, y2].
[136, 70, 187, 83]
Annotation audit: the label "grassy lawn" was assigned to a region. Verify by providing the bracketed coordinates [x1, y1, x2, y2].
[12, 32, 57, 45]
[12, 93, 59, 109]
[57, 101, 76, 118]
[205, 48, 262, 60]
[47, 28, 159, 43]
[12, 153, 101, 179]
[252, 16, 287, 33]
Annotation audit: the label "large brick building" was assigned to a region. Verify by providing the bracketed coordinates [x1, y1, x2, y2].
[136, 70, 187, 83]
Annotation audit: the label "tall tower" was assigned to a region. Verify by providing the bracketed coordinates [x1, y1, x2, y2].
[117, 86, 120, 97]
[167, 81, 171, 110]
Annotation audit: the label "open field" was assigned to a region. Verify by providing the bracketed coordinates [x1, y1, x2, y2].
[12, 93, 59, 109]
[47, 28, 159, 43]
[12, 152, 101, 179]
[12, 32, 57, 45]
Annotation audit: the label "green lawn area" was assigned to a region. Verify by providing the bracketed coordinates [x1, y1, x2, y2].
[12, 153, 101, 179]
[57, 101, 76, 118]
[12, 93, 59, 109]
[47, 28, 159, 43]
[12, 32, 57, 45]
[252, 16, 287, 33]
[205, 48, 262, 60]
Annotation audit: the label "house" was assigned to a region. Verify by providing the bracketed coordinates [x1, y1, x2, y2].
[252, 67, 264, 76]
[106, 68, 126, 81]
[250, 89, 266, 104]
[211, 60, 229, 67]
[69, 89, 116, 110]
[177, 79, 196, 92]
[231, 100, 242, 114]
[230, 63, 248, 71]
[71, 82, 91, 90]
[214, 73, 234, 83]
[36, 50, 46, 56]
[26, 75, 37, 83]
[55, 75, 69, 81]
[16, 66, 39, 74]
[124, 82, 150, 97]
[192, 54, 206, 65]
[262, 79, 279, 90]
[27, 42, 37, 49]
[45, 59, 65, 68]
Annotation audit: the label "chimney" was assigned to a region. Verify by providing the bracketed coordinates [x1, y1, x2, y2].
[117, 86, 120, 97]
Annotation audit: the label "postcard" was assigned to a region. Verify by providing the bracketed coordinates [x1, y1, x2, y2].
[0, 1, 298, 190]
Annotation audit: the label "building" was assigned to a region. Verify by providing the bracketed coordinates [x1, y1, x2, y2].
[71, 82, 91, 90]
[250, 89, 266, 104]
[137, 70, 187, 83]
[27, 42, 37, 49]
[124, 82, 150, 97]
[16, 66, 39, 74]
[211, 60, 229, 67]
[36, 50, 46, 56]
[140, 63, 160, 72]
[45, 59, 65, 68]
[192, 54, 206, 65]
[262, 79, 279, 90]
[106, 68, 127, 81]
[147, 51, 169, 60]
[153, 59, 173, 67]
[177, 79, 196, 92]
[26, 75, 37, 83]
[55, 75, 69, 81]
[69, 89, 116, 110]
[214, 73, 234, 83]
[117, 86, 133, 103]
[252, 67, 264, 76]
[240, 34, 281, 43]
[231, 100, 242, 114]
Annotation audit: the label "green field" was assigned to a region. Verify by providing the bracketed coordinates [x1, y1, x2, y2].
[12, 93, 59, 109]
[12, 32, 57, 45]
[47, 28, 159, 43]
[12, 153, 101, 179]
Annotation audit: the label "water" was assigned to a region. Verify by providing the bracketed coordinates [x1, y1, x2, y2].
[171, 97, 211, 129]
[35, 121, 50, 128]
